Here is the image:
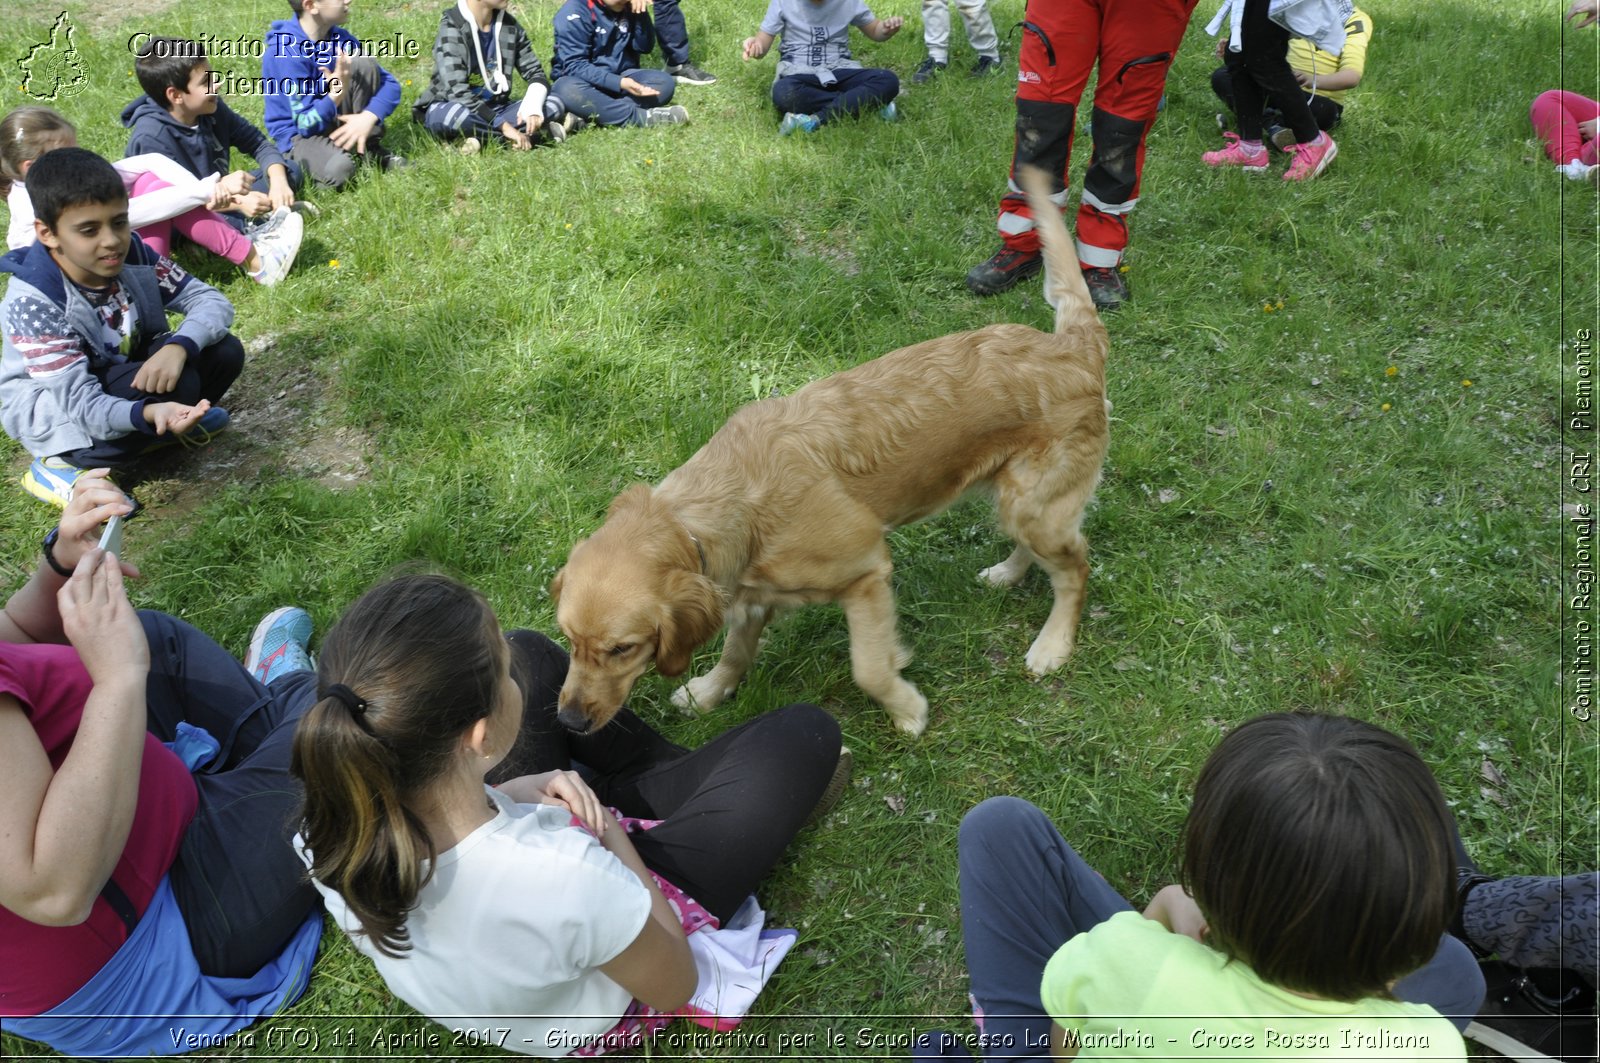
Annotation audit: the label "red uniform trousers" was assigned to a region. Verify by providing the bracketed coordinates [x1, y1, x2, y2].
[996, 0, 1199, 269]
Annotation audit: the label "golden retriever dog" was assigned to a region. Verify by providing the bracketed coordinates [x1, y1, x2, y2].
[552, 167, 1109, 736]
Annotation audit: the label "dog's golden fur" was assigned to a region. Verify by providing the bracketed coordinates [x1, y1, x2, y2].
[552, 168, 1109, 735]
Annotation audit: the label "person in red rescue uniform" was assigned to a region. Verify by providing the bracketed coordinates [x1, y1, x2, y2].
[965, 0, 1201, 311]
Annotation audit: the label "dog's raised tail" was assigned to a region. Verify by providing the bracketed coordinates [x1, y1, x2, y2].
[1017, 165, 1098, 335]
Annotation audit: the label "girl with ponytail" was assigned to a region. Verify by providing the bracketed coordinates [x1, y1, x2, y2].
[292, 573, 844, 1057]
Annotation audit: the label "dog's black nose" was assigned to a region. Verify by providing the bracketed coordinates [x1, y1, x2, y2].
[556, 708, 592, 734]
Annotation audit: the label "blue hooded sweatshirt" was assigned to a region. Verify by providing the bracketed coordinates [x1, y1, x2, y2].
[119, 94, 288, 182]
[260, 17, 401, 151]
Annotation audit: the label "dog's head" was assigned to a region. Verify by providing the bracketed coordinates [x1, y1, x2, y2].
[551, 485, 726, 733]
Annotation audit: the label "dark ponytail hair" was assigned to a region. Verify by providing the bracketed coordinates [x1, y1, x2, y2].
[291, 574, 506, 957]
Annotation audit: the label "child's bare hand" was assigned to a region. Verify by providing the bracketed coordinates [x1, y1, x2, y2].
[619, 76, 658, 98]
[501, 120, 533, 150]
[1567, 0, 1598, 28]
[880, 15, 904, 32]
[131, 344, 187, 395]
[742, 36, 764, 60]
[144, 399, 211, 437]
[330, 111, 380, 153]
[234, 191, 272, 217]
[1581, 118, 1598, 140]
[629, 0, 653, 11]
[506, 770, 607, 833]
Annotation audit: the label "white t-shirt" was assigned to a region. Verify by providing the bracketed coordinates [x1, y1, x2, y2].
[298, 788, 653, 1058]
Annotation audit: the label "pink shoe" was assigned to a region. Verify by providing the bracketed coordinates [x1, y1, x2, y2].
[1202, 132, 1269, 171]
[1284, 132, 1337, 181]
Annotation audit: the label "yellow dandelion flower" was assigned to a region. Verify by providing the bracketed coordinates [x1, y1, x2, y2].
[1385, 366, 1398, 376]
[1118, 264, 1129, 274]
[1275, 299, 1285, 310]
[645, 158, 654, 166]
[1462, 379, 1473, 387]
[564, 223, 573, 230]
[1381, 402, 1391, 411]
[329, 259, 340, 268]
[1263, 302, 1275, 313]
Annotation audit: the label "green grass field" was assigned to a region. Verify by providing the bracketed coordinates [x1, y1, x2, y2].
[1, 0, 1595, 1057]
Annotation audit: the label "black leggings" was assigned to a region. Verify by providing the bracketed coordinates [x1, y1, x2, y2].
[1221, 0, 1321, 144]
[492, 630, 841, 922]
[1210, 66, 1343, 134]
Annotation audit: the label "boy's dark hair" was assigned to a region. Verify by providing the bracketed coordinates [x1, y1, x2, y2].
[27, 148, 128, 229]
[287, 0, 307, 14]
[1182, 712, 1457, 1001]
[134, 36, 208, 110]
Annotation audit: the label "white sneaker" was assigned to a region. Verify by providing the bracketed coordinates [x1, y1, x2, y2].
[1559, 159, 1597, 181]
[249, 211, 304, 286]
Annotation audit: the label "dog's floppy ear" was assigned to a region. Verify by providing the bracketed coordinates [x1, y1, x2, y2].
[549, 565, 566, 604]
[654, 571, 725, 677]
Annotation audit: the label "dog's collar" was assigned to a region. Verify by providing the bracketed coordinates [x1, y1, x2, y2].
[688, 533, 708, 575]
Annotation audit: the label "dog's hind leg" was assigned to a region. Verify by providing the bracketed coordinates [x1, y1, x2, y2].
[998, 457, 1099, 675]
[671, 603, 772, 714]
[978, 544, 1035, 588]
[838, 567, 928, 736]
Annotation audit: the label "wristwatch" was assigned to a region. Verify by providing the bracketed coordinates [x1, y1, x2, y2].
[42, 527, 73, 579]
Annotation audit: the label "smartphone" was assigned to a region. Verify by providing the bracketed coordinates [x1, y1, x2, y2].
[98, 515, 125, 556]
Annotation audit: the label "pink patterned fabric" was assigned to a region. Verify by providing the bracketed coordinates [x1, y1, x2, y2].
[566, 812, 720, 1058]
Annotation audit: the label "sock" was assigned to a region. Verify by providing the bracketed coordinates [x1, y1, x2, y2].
[1241, 139, 1265, 154]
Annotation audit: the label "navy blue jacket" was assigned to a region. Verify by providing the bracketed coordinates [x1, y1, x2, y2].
[551, 0, 656, 92]
[120, 94, 288, 181]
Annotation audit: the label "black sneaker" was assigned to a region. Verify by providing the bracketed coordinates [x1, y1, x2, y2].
[1082, 266, 1130, 311]
[965, 247, 1042, 296]
[1267, 123, 1297, 151]
[1468, 961, 1597, 1063]
[805, 746, 853, 827]
[970, 55, 1003, 77]
[912, 56, 947, 84]
[667, 61, 717, 86]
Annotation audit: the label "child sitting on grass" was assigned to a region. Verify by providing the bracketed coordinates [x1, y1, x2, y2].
[0, 149, 239, 507]
[290, 574, 845, 1056]
[3, 107, 301, 286]
[121, 35, 308, 283]
[262, 0, 406, 189]
[415, 0, 576, 152]
[1210, 6, 1370, 151]
[913, 712, 1485, 1060]
[741, 0, 904, 136]
[550, 0, 689, 128]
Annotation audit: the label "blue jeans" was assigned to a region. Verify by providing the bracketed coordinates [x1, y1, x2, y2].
[772, 68, 899, 124]
[552, 69, 677, 126]
[138, 611, 321, 978]
[915, 797, 1486, 1060]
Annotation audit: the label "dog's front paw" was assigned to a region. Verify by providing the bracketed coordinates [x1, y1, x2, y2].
[1024, 636, 1072, 675]
[672, 674, 732, 715]
[885, 686, 929, 737]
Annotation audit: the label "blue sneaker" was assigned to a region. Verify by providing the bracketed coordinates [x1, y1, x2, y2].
[245, 606, 314, 686]
[21, 456, 86, 508]
[778, 112, 820, 135]
[880, 101, 899, 122]
[177, 406, 230, 448]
